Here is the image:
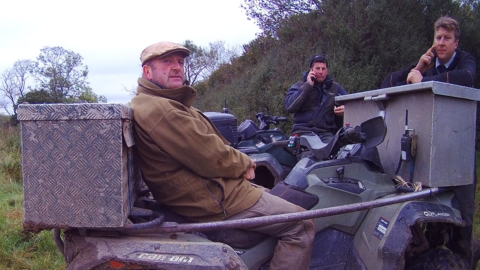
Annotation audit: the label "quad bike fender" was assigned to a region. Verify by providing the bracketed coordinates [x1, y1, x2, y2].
[351, 193, 463, 270]
[250, 153, 286, 187]
[63, 232, 247, 270]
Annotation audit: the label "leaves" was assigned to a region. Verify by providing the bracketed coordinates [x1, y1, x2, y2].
[241, 0, 320, 37]
[183, 40, 240, 86]
[32, 46, 90, 102]
[1, 46, 107, 117]
[198, 0, 480, 129]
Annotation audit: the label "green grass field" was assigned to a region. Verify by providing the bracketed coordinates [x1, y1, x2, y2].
[0, 126, 65, 269]
[0, 126, 479, 269]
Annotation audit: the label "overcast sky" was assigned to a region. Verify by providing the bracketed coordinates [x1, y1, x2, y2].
[0, 0, 260, 113]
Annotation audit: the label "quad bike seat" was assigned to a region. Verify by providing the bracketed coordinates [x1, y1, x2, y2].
[134, 182, 318, 249]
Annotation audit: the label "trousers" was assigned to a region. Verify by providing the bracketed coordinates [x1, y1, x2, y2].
[225, 191, 316, 270]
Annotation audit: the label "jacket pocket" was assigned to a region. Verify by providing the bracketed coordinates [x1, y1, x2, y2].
[195, 177, 226, 214]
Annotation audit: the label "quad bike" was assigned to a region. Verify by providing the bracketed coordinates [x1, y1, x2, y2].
[18, 83, 479, 270]
[49, 113, 476, 270]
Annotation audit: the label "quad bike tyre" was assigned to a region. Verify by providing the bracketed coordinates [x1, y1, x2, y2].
[405, 248, 469, 270]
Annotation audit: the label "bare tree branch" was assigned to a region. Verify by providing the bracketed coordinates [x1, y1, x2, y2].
[0, 60, 34, 115]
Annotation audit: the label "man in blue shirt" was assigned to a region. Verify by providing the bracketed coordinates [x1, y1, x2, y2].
[381, 16, 476, 88]
[382, 16, 479, 269]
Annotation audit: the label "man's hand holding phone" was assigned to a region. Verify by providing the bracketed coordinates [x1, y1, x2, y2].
[307, 70, 316, 86]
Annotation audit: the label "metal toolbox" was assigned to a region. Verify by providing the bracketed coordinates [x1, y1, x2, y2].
[336, 82, 480, 187]
[18, 103, 142, 230]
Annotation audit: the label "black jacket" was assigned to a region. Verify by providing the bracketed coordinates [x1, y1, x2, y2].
[285, 73, 347, 135]
[381, 49, 477, 88]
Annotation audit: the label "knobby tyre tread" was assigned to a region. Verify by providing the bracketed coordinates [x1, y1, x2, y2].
[405, 248, 469, 270]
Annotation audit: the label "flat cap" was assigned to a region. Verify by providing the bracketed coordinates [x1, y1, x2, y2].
[140, 41, 191, 66]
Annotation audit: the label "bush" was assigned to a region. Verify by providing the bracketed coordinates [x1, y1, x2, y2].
[0, 126, 22, 183]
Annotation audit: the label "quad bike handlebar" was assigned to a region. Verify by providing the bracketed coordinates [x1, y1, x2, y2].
[270, 116, 385, 160]
[270, 124, 368, 159]
[255, 112, 288, 130]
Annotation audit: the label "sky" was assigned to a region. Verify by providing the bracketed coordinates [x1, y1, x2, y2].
[0, 0, 260, 114]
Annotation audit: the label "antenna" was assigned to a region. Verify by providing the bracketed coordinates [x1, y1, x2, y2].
[222, 99, 228, 113]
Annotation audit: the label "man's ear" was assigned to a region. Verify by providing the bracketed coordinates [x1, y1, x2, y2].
[143, 65, 152, 80]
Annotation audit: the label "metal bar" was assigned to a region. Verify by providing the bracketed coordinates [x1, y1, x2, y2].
[122, 187, 445, 235]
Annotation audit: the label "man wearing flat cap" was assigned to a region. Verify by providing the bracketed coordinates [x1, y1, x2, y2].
[131, 41, 315, 270]
[285, 55, 347, 144]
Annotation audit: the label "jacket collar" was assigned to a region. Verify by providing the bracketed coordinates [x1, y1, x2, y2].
[434, 49, 463, 71]
[136, 77, 197, 107]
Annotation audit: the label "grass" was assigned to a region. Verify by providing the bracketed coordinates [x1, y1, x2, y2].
[0, 125, 479, 269]
[0, 126, 66, 270]
[474, 152, 480, 246]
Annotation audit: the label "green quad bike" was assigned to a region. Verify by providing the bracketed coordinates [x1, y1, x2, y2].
[18, 82, 479, 269]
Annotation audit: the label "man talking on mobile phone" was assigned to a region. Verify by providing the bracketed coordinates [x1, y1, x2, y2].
[285, 55, 347, 144]
[381, 16, 476, 88]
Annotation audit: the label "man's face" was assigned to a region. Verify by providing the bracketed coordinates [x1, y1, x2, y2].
[311, 62, 328, 83]
[433, 27, 458, 64]
[144, 53, 186, 89]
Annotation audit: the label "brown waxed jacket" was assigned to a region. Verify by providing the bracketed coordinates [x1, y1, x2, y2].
[131, 78, 262, 222]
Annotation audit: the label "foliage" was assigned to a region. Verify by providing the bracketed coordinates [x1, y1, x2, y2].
[72, 88, 107, 103]
[17, 90, 56, 105]
[1, 46, 107, 118]
[183, 40, 240, 86]
[199, 0, 480, 131]
[31, 46, 91, 102]
[241, 0, 320, 37]
[0, 126, 22, 183]
[0, 60, 35, 115]
[0, 127, 66, 270]
[183, 40, 208, 85]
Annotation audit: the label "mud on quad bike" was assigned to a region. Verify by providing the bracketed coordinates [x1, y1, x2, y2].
[18, 82, 479, 270]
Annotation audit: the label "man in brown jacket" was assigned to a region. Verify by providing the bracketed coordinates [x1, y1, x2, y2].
[131, 41, 316, 270]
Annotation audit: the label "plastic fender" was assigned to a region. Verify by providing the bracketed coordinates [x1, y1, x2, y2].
[250, 153, 286, 187]
[64, 232, 246, 270]
[351, 196, 462, 270]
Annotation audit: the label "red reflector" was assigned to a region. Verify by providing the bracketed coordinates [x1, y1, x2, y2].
[110, 260, 125, 268]
[109, 260, 143, 269]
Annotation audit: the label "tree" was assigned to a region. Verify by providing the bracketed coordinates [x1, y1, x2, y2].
[182, 40, 240, 86]
[183, 40, 209, 85]
[204, 41, 239, 75]
[75, 88, 107, 103]
[0, 60, 34, 115]
[17, 89, 56, 105]
[18, 88, 107, 106]
[31, 46, 90, 102]
[241, 0, 320, 37]
[196, 0, 480, 129]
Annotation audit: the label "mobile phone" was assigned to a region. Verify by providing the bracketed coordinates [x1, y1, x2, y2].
[432, 49, 437, 58]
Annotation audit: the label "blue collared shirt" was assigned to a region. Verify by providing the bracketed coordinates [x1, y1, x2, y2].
[436, 52, 457, 72]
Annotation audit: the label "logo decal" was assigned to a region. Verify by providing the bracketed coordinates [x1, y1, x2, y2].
[373, 217, 390, 240]
[137, 253, 194, 263]
[423, 211, 450, 217]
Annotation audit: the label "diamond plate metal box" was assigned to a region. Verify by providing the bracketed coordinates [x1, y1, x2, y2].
[18, 103, 141, 230]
